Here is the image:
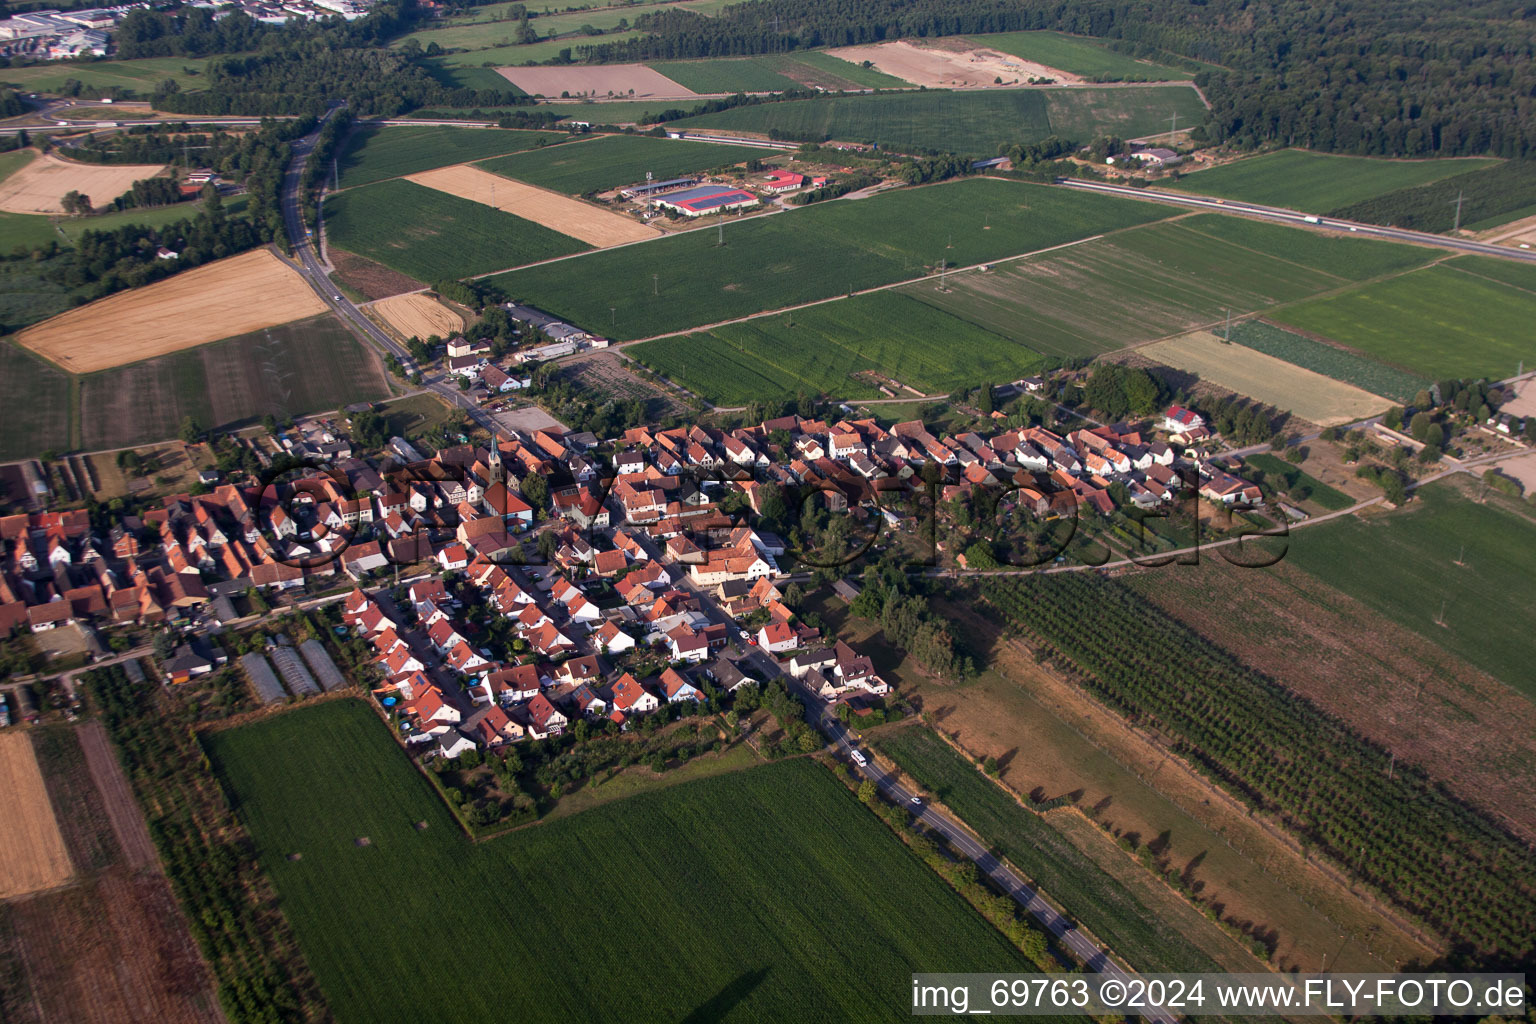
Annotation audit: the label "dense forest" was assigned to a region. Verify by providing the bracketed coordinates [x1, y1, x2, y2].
[575, 0, 1536, 158]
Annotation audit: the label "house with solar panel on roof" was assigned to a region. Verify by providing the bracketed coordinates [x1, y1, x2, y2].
[647, 184, 761, 218]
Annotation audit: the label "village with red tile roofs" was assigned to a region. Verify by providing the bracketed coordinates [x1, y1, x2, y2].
[0, 377, 1283, 759]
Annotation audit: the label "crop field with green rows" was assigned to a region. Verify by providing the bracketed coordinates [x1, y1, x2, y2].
[632, 292, 1042, 404]
[325, 178, 589, 281]
[1227, 321, 1428, 403]
[207, 700, 1037, 1024]
[480, 132, 764, 194]
[335, 125, 569, 188]
[489, 177, 1172, 340]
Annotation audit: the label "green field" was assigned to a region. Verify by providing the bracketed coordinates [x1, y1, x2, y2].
[969, 31, 1192, 81]
[415, 32, 647, 68]
[335, 125, 568, 188]
[399, 0, 733, 55]
[876, 727, 1231, 975]
[1228, 321, 1428, 403]
[785, 51, 911, 90]
[77, 314, 388, 451]
[0, 341, 71, 460]
[1286, 483, 1536, 701]
[489, 177, 1171, 340]
[649, 57, 805, 94]
[0, 56, 216, 95]
[480, 132, 764, 193]
[632, 292, 1042, 404]
[902, 214, 1432, 360]
[671, 86, 1206, 155]
[1273, 261, 1536, 381]
[1242, 453, 1353, 510]
[207, 700, 1038, 1024]
[648, 53, 908, 93]
[1446, 253, 1536, 294]
[1165, 150, 1499, 212]
[0, 148, 34, 185]
[325, 178, 588, 281]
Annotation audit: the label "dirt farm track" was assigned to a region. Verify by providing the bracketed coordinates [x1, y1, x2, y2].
[0, 730, 74, 899]
[17, 248, 330, 373]
[0, 151, 169, 215]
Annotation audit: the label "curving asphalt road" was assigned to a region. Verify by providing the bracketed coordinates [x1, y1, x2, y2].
[1055, 178, 1536, 264]
[278, 107, 498, 434]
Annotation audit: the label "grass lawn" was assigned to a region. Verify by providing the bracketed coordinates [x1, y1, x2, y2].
[335, 124, 569, 188]
[489, 177, 1171, 340]
[0, 340, 71, 460]
[480, 132, 764, 194]
[1166, 150, 1500, 212]
[1242, 452, 1353, 510]
[902, 213, 1432, 360]
[206, 699, 1039, 1024]
[1285, 482, 1536, 702]
[877, 726, 1233, 974]
[0, 56, 216, 94]
[77, 313, 387, 450]
[671, 85, 1205, 155]
[969, 31, 1192, 80]
[325, 178, 588, 281]
[632, 292, 1043, 404]
[1273, 262, 1536, 380]
[1227, 321, 1428, 404]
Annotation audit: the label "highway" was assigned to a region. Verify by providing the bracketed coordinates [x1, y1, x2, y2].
[277, 107, 499, 434]
[1056, 178, 1536, 264]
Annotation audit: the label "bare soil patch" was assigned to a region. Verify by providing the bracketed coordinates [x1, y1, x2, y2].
[0, 151, 169, 214]
[406, 164, 660, 247]
[8, 872, 222, 1024]
[828, 39, 1082, 89]
[371, 292, 463, 340]
[77, 722, 157, 871]
[329, 248, 424, 300]
[1139, 330, 1387, 426]
[17, 249, 328, 373]
[0, 732, 74, 899]
[498, 64, 699, 100]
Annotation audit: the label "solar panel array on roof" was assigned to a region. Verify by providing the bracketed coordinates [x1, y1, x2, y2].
[299, 638, 348, 692]
[241, 653, 286, 704]
[269, 643, 319, 696]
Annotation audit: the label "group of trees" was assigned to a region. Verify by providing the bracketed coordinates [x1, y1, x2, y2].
[849, 559, 973, 680]
[982, 573, 1536, 960]
[1183, 391, 1281, 446]
[1078, 363, 1161, 421]
[572, 0, 1535, 159]
[83, 664, 320, 1022]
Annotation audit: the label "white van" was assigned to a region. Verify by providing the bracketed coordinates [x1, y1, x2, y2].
[850, 749, 867, 767]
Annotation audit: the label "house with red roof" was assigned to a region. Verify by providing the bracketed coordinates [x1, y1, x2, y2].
[611, 673, 660, 715]
[524, 693, 567, 738]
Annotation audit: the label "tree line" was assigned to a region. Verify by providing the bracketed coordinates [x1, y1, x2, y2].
[569, 0, 1535, 159]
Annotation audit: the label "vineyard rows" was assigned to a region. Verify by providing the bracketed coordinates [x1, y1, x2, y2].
[980, 575, 1536, 957]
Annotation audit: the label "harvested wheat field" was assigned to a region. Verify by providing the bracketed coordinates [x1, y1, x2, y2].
[0, 731, 74, 898]
[371, 292, 463, 339]
[828, 40, 1081, 89]
[17, 248, 329, 372]
[406, 163, 660, 247]
[0, 151, 169, 214]
[497, 64, 697, 100]
[1141, 330, 1388, 426]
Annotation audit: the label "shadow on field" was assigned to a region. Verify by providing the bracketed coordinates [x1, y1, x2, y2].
[680, 966, 771, 1024]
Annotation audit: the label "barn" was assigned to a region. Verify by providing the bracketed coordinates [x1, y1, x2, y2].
[648, 184, 761, 218]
